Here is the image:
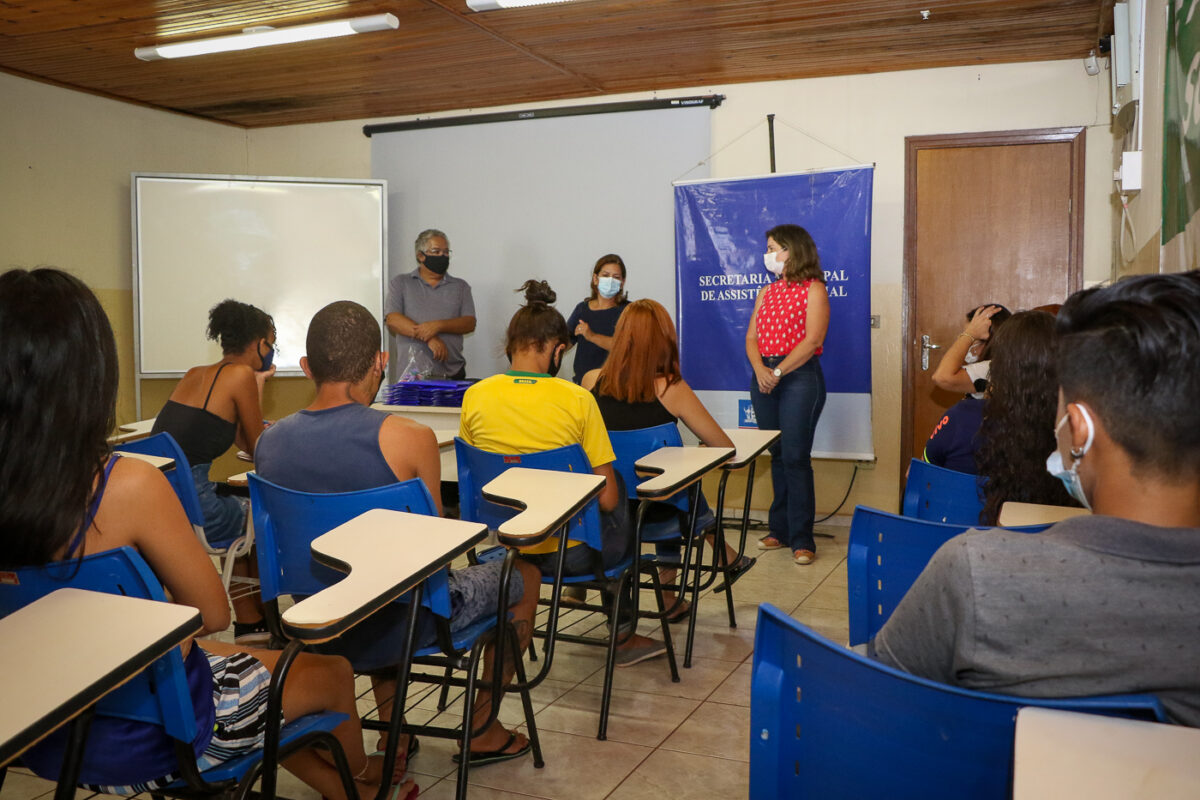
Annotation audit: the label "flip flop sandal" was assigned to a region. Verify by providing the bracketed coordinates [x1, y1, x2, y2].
[714, 556, 756, 593]
[665, 602, 691, 623]
[451, 731, 533, 766]
[370, 735, 420, 762]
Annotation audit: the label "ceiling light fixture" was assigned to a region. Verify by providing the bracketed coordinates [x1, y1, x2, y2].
[467, 0, 586, 11]
[134, 13, 399, 61]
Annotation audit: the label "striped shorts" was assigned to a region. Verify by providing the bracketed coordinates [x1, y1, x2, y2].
[85, 650, 272, 795]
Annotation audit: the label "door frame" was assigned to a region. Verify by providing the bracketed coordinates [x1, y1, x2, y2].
[899, 126, 1086, 500]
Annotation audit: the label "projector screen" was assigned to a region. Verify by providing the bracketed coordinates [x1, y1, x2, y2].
[133, 174, 386, 377]
[371, 105, 710, 380]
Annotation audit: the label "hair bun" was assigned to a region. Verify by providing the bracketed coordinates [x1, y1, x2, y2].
[518, 279, 556, 307]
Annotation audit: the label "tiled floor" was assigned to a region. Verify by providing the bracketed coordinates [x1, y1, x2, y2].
[2, 519, 850, 800]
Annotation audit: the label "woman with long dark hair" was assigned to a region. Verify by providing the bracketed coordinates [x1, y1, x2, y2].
[151, 299, 274, 641]
[582, 299, 754, 607]
[0, 268, 409, 800]
[744, 224, 829, 565]
[976, 309, 1078, 524]
[565, 254, 629, 384]
[459, 280, 667, 667]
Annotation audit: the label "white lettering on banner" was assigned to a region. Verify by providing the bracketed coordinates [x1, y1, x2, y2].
[702, 288, 760, 301]
[828, 285, 848, 297]
[697, 273, 772, 288]
[823, 268, 849, 282]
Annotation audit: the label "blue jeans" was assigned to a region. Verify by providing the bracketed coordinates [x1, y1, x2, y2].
[750, 357, 826, 552]
[191, 463, 248, 547]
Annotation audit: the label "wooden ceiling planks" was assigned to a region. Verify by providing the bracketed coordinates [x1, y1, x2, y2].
[0, 0, 1109, 127]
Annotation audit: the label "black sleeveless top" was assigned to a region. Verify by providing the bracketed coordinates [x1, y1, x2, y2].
[592, 388, 676, 431]
[152, 363, 238, 466]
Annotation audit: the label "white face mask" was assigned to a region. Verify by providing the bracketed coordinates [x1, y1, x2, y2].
[1044, 405, 1095, 510]
[763, 251, 784, 276]
[597, 275, 622, 298]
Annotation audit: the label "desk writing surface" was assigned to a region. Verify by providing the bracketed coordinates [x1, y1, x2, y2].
[721, 428, 781, 468]
[227, 471, 253, 488]
[481, 468, 605, 546]
[0, 588, 201, 767]
[107, 418, 157, 445]
[433, 429, 457, 448]
[998, 502, 1090, 528]
[282, 508, 486, 640]
[633, 447, 734, 500]
[114, 451, 174, 472]
[1014, 707, 1200, 799]
[371, 404, 462, 421]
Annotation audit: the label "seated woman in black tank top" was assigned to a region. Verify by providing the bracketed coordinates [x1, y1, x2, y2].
[151, 299, 275, 642]
[581, 299, 754, 610]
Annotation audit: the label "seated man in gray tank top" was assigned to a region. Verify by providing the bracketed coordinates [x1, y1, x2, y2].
[255, 300, 540, 765]
[873, 271, 1200, 727]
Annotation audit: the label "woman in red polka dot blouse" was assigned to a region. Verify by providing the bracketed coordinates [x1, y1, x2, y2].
[744, 224, 830, 565]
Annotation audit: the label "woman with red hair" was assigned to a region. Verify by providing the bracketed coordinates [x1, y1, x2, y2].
[582, 299, 754, 607]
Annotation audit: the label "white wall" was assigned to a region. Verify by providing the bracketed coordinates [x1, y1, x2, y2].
[1, 58, 1113, 510]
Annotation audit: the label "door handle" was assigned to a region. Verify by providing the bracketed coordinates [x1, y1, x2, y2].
[921, 334, 940, 371]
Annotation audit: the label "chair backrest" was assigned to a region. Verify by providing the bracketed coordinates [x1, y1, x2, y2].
[847, 505, 1049, 646]
[607, 423, 689, 512]
[750, 604, 1166, 800]
[455, 438, 604, 551]
[113, 432, 205, 529]
[0, 547, 196, 742]
[247, 474, 451, 616]
[902, 458, 985, 524]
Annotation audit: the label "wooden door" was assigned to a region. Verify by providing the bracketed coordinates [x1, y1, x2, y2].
[901, 128, 1084, 488]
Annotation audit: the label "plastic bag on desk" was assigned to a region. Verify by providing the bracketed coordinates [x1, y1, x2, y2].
[397, 344, 437, 381]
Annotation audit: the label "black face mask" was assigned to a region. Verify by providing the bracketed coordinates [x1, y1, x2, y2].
[422, 254, 450, 275]
[547, 347, 563, 378]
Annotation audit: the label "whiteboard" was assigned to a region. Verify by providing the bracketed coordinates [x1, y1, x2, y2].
[132, 174, 386, 377]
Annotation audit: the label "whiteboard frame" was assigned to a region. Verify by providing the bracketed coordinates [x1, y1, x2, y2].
[131, 172, 387, 417]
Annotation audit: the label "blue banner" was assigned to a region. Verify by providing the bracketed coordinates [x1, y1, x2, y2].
[674, 167, 874, 460]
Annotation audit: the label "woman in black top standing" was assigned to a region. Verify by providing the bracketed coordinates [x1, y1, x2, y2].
[152, 299, 274, 640]
[565, 254, 629, 383]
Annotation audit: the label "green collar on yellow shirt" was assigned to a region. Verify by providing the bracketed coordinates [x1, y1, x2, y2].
[505, 370, 550, 378]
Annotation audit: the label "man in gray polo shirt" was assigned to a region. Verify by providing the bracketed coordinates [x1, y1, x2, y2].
[385, 228, 476, 379]
[873, 270, 1200, 727]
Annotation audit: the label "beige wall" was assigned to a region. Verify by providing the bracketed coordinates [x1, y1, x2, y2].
[1116, 0, 1167, 276]
[2, 58, 1114, 509]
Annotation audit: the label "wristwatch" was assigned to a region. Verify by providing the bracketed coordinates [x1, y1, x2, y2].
[772, 367, 783, 378]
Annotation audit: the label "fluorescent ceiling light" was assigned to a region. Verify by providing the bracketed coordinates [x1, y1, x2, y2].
[467, 0, 586, 10]
[134, 13, 399, 61]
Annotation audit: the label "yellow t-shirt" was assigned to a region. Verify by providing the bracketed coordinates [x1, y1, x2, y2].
[460, 371, 615, 554]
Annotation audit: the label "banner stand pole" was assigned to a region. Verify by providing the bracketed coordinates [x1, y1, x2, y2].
[767, 114, 776, 173]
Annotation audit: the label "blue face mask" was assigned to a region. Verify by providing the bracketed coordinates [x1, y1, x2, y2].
[258, 340, 275, 372]
[597, 275, 622, 299]
[1044, 405, 1095, 510]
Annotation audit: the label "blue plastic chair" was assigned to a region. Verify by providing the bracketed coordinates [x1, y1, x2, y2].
[607, 423, 715, 537]
[902, 458, 986, 524]
[247, 474, 539, 800]
[113, 432, 252, 591]
[455, 437, 678, 740]
[750, 603, 1166, 800]
[0, 546, 351, 797]
[847, 504, 1049, 647]
[456, 439, 612, 579]
[608, 424, 735, 667]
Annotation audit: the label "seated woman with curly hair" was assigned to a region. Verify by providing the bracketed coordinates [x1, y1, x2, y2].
[975, 309, 1079, 524]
